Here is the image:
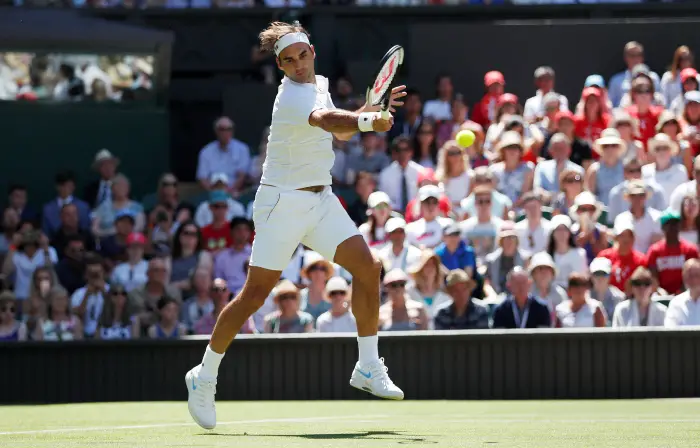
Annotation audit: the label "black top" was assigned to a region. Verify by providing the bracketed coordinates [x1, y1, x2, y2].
[492, 295, 551, 329]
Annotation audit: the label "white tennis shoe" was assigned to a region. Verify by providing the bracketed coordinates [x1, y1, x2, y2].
[185, 366, 217, 430]
[349, 358, 404, 400]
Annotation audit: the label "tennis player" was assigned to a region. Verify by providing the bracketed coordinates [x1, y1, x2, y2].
[186, 21, 406, 429]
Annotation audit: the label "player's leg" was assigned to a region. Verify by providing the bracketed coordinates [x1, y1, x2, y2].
[302, 189, 403, 399]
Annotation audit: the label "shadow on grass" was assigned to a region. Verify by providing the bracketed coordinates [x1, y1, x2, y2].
[201, 430, 437, 444]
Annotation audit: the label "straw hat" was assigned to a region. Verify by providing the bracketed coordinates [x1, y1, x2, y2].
[656, 110, 680, 133]
[383, 268, 410, 286]
[272, 279, 299, 303]
[647, 133, 680, 156]
[445, 269, 477, 290]
[301, 252, 335, 280]
[569, 191, 603, 222]
[495, 131, 524, 159]
[407, 249, 446, 277]
[496, 220, 518, 247]
[623, 179, 652, 200]
[593, 128, 625, 156]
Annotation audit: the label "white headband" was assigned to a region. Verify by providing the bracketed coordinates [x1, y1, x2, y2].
[274, 32, 310, 57]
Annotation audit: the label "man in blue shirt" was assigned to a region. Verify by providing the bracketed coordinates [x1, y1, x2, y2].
[492, 267, 551, 329]
[435, 224, 483, 299]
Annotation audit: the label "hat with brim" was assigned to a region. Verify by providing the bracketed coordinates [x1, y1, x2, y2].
[496, 220, 518, 246]
[445, 269, 476, 290]
[385, 217, 407, 234]
[301, 251, 335, 280]
[367, 191, 391, 209]
[593, 128, 625, 156]
[659, 208, 681, 227]
[656, 110, 680, 133]
[647, 133, 680, 156]
[92, 149, 120, 170]
[623, 179, 652, 200]
[383, 268, 410, 286]
[272, 279, 299, 303]
[569, 191, 603, 222]
[550, 214, 572, 231]
[589, 257, 612, 275]
[528, 252, 557, 275]
[418, 185, 442, 202]
[495, 131, 524, 156]
[325, 276, 349, 295]
[18, 230, 40, 249]
[407, 249, 447, 277]
[613, 218, 636, 237]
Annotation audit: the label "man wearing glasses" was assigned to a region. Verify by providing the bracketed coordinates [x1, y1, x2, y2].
[608, 157, 667, 224]
[196, 117, 251, 197]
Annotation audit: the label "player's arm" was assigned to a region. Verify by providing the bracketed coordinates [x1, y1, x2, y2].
[309, 109, 392, 135]
[330, 85, 407, 141]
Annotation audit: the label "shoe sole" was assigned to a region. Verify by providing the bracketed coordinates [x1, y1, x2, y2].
[349, 381, 404, 400]
[185, 370, 216, 430]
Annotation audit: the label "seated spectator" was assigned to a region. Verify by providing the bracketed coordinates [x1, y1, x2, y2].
[608, 157, 667, 224]
[547, 215, 588, 288]
[460, 122, 489, 169]
[346, 132, 391, 182]
[484, 222, 528, 297]
[181, 267, 214, 334]
[588, 257, 625, 323]
[50, 203, 94, 259]
[376, 217, 422, 273]
[610, 110, 644, 164]
[528, 252, 567, 318]
[169, 221, 213, 293]
[598, 220, 646, 293]
[612, 266, 667, 328]
[669, 69, 699, 116]
[681, 91, 700, 158]
[316, 277, 357, 333]
[0, 207, 19, 259]
[665, 259, 700, 327]
[569, 192, 609, 263]
[435, 140, 472, 207]
[97, 284, 139, 340]
[379, 269, 428, 331]
[405, 185, 454, 249]
[620, 64, 667, 109]
[359, 191, 392, 248]
[5, 183, 39, 224]
[70, 254, 108, 339]
[524, 67, 569, 123]
[533, 133, 584, 195]
[387, 88, 422, 144]
[196, 117, 250, 196]
[515, 192, 551, 257]
[615, 180, 662, 254]
[98, 210, 134, 264]
[213, 218, 252, 295]
[543, 110, 594, 169]
[378, 136, 424, 211]
[643, 134, 688, 203]
[435, 223, 477, 276]
[460, 186, 504, 260]
[670, 156, 700, 213]
[551, 170, 584, 217]
[654, 110, 692, 174]
[201, 191, 234, 253]
[3, 230, 57, 306]
[405, 169, 451, 223]
[585, 129, 625, 207]
[574, 87, 610, 147]
[492, 267, 551, 329]
[471, 71, 505, 129]
[433, 269, 488, 330]
[680, 193, 699, 245]
[347, 172, 376, 226]
[193, 278, 254, 335]
[646, 209, 699, 295]
[147, 297, 186, 339]
[55, 236, 87, 295]
[660, 46, 694, 107]
[194, 173, 246, 228]
[28, 266, 55, 306]
[422, 74, 453, 122]
[264, 280, 313, 334]
[41, 286, 83, 341]
[486, 96, 528, 154]
[609, 41, 661, 107]
[84, 149, 119, 209]
[247, 127, 268, 188]
[42, 171, 91, 238]
[490, 131, 534, 208]
[460, 167, 511, 220]
[406, 250, 451, 325]
[626, 76, 664, 145]
[555, 273, 606, 328]
[128, 258, 182, 336]
[110, 233, 148, 292]
[534, 92, 562, 136]
[92, 174, 145, 238]
[436, 94, 476, 150]
[299, 252, 333, 322]
[0, 291, 27, 341]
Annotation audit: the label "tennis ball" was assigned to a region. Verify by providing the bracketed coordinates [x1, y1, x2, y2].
[455, 130, 476, 148]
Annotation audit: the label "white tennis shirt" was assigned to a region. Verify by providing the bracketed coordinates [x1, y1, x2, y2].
[261, 75, 336, 190]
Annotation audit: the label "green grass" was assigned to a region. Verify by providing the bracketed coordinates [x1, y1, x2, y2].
[2, 400, 700, 447]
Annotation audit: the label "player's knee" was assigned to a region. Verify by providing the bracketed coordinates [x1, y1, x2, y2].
[238, 283, 273, 311]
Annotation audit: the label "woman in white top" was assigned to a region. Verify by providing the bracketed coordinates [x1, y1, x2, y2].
[40, 286, 83, 341]
[679, 193, 699, 245]
[546, 215, 587, 288]
[358, 191, 392, 249]
[612, 267, 667, 328]
[555, 272, 606, 328]
[435, 140, 472, 207]
[660, 46, 694, 107]
[642, 133, 688, 203]
[405, 250, 451, 327]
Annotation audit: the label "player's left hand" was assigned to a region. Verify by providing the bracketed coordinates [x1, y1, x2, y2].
[388, 85, 407, 112]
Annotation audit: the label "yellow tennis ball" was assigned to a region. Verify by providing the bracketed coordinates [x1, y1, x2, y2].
[455, 130, 476, 148]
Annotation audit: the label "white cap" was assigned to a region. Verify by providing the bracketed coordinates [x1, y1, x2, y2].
[367, 191, 391, 209]
[383, 268, 409, 285]
[385, 217, 407, 234]
[613, 218, 636, 236]
[418, 185, 442, 202]
[210, 172, 230, 185]
[325, 276, 349, 294]
[590, 257, 612, 274]
[550, 214, 572, 231]
[528, 252, 557, 274]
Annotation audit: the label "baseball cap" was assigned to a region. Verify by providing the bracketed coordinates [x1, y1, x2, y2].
[582, 87, 602, 99]
[680, 68, 698, 84]
[613, 218, 636, 236]
[385, 217, 407, 234]
[528, 252, 556, 274]
[555, 110, 575, 123]
[443, 223, 461, 237]
[418, 185, 441, 202]
[534, 66, 555, 79]
[484, 71, 505, 87]
[210, 173, 230, 185]
[589, 257, 612, 275]
[445, 269, 476, 288]
[209, 190, 229, 204]
[126, 232, 146, 246]
[584, 74, 606, 89]
[498, 221, 518, 239]
[115, 209, 135, 222]
[325, 276, 349, 294]
[685, 91, 700, 105]
[550, 214, 572, 231]
[417, 168, 437, 185]
[383, 268, 409, 286]
[498, 93, 519, 106]
[625, 179, 647, 196]
[367, 191, 391, 209]
[660, 208, 682, 227]
[631, 63, 651, 79]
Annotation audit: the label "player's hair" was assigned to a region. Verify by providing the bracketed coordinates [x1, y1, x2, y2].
[259, 21, 310, 54]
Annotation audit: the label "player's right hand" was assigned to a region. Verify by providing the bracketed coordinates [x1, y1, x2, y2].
[372, 115, 394, 132]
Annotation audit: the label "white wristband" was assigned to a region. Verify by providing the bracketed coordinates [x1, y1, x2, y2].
[358, 112, 378, 132]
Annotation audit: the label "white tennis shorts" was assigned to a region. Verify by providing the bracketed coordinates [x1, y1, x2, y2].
[249, 184, 360, 271]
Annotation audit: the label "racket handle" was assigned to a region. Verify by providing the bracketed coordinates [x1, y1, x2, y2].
[381, 109, 391, 120]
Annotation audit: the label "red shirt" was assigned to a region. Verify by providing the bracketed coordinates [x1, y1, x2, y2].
[404, 196, 451, 223]
[574, 113, 610, 144]
[645, 239, 699, 294]
[626, 105, 663, 145]
[598, 247, 646, 291]
[201, 223, 233, 252]
[471, 94, 500, 129]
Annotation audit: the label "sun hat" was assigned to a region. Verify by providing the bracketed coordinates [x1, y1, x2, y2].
[647, 133, 680, 156]
[301, 252, 335, 280]
[569, 191, 603, 222]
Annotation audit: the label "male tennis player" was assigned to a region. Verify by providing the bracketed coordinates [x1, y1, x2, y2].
[186, 21, 407, 429]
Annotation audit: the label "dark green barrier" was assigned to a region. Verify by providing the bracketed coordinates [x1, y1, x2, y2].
[2, 328, 699, 404]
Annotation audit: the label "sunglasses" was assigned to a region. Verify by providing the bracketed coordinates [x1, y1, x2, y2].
[211, 286, 227, 293]
[278, 293, 297, 301]
[626, 167, 642, 174]
[476, 198, 491, 205]
[217, 126, 233, 132]
[564, 176, 582, 183]
[655, 146, 671, 152]
[592, 271, 610, 278]
[308, 265, 328, 273]
[631, 280, 652, 288]
[373, 203, 390, 211]
[422, 198, 439, 206]
[329, 290, 347, 297]
[1, 306, 15, 313]
[446, 150, 462, 157]
[569, 281, 591, 288]
[112, 291, 127, 297]
[386, 281, 407, 289]
[161, 182, 177, 187]
[395, 146, 412, 152]
[634, 89, 652, 95]
[211, 203, 227, 209]
[181, 230, 198, 237]
[602, 144, 620, 150]
[577, 206, 597, 214]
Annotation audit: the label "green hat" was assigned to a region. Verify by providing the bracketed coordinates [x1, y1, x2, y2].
[660, 209, 681, 227]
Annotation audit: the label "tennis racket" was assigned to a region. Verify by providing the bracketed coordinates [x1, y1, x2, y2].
[367, 45, 405, 120]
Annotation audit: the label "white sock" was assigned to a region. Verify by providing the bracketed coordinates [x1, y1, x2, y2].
[199, 345, 224, 380]
[357, 335, 379, 366]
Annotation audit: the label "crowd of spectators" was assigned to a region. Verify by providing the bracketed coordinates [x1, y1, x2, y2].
[3, 40, 700, 342]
